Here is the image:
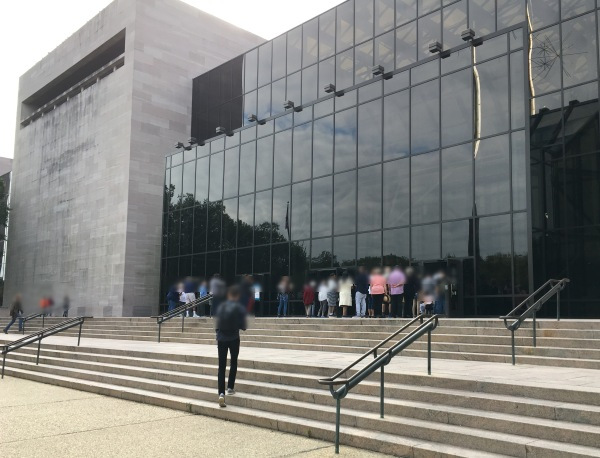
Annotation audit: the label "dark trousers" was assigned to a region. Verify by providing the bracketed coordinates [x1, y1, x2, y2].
[372, 294, 384, 316]
[3, 316, 23, 333]
[390, 294, 402, 318]
[217, 339, 240, 395]
[211, 296, 224, 316]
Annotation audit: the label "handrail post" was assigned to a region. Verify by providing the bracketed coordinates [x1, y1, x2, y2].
[532, 311, 537, 348]
[335, 398, 341, 454]
[511, 329, 516, 365]
[36, 337, 42, 365]
[1, 353, 5, 379]
[78, 321, 83, 346]
[557, 290, 560, 321]
[158, 322, 162, 343]
[181, 310, 185, 333]
[380, 366, 384, 418]
[42, 314, 45, 328]
[427, 328, 432, 375]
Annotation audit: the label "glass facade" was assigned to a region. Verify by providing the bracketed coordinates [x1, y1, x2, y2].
[166, 0, 600, 318]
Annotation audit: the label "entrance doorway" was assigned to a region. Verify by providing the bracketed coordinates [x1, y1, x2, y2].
[418, 258, 465, 317]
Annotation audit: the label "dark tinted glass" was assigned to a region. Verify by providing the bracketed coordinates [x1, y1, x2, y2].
[334, 170, 357, 235]
[206, 252, 220, 276]
[287, 26, 302, 74]
[411, 151, 440, 224]
[221, 250, 236, 284]
[510, 51, 525, 130]
[513, 212, 529, 295]
[512, 131, 527, 212]
[411, 223, 440, 261]
[237, 248, 252, 275]
[319, 9, 336, 60]
[221, 198, 237, 250]
[195, 156, 209, 203]
[335, 108, 358, 172]
[383, 158, 410, 228]
[191, 254, 205, 278]
[565, 152, 600, 227]
[358, 99, 382, 167]
[291, 181, 311, 240]
[564, 85, 600, 156]
[180, 208, 194, 255]
[170, 165, 182, 205]
[337, 0, 354, 51]
[274, 130, 292, 187]
[530, 26, 561, 95]
[254, 189, 272, 245]
[256, 136, 273, 191]
[442, 219, 471, 258]
[475, 134, 510, 215]
[272, 35, 286, 81]
[383, 227, 409, 266]
[477, 55, 509, 138]
[442, 143, 473, 220]
[334, 234, 356, 267]
[206, 201, 222, 250]
[237, 194, 254, 247]
[303, 18, 319, 68]
[411, 80, 439, 154]
[477, 214, 512, 295]
[441, 68, 472, 147]
[384, 90, 410, 160]
[311, 237, 333, 268]
[312, 176, 333, 237]
[223, 147, 239, 199]
[313, 115, 334, 177]
[167, 211, 180, 257]
[239, 142, 256, 196]
[258, 42, 272, 87]
[209, 152, 223, 201]
[193, 205, 206, 253]
[273, 186, 290, 242]
[293, 122, 312, 182]
[182, 162, 195, 205]
[357, 231, 382, 268]
[562, 13, 597, 87]
[358, 164, 382, 231]
[253, 245, 270, 273]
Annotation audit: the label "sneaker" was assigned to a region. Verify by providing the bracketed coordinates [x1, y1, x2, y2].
[218, 394, 226, 408]
[226, 388, 236, 395]
[193, 313, 200, 318]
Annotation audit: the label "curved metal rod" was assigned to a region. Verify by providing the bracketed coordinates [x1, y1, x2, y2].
[153, 294, 213, 324]
[317, 315, 425, 385]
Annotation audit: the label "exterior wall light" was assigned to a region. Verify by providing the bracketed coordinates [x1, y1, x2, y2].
[371, 65, 384, 76]
[324, 83, 336, 93]
[440, 50, 451, 59]
[284, 100, 295, 110]
[188, 137, 197, 145]
[215, 126, 226, 135]
[175, 141, 185, 149]
[428, 41, 443, 53]
[461, 28, 475, 41]
[198, 140, 205, 146]
[248, 114, 258, 123]
[472, 37, 484, 47]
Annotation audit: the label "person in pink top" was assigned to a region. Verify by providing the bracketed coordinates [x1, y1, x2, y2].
[369, 267, 388, 318]
[388, 265, 406, 318]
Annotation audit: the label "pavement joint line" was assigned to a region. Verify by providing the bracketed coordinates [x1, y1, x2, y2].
[1, 396, 100, 408]
[280, 444, 333, 457]
[0, 412, 193, 445]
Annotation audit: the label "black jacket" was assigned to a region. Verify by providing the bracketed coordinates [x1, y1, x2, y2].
[215, 300, 247, 341]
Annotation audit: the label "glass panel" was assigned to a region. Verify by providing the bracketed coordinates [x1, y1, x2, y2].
[419, 0, 440, 15]
[357, 231, 382, 268]
[512, 131, 527, 212]
[334, 234, 357, 267]
[271, 78, 286, 117]
[313, 115, 334, 178]
[271, 243, 290, 282]
[237, 194, 254, 247]
[257, 119, 274, 138]
[221, 198, 237, 250]
[561, 0, 595, 19]
[337, 0, 355, 51]
[254, 245, 270, 273]
[497, 0, 526, 28]
[311, 237, 333, 268]
[411, 80, 440, 154]
[206, 201, 221, 250]
[237, 248, 252, 275]
[475, 134, 510, 215]
[511, 51, 525, 130]
[209, 152, 223, 201]
[293, 122, 312, 182]
[384, 89, 410, 160]
[211, 137, 225, 153]
[180, 208, 194, 255]
[167, 211, 180, 257]
[319, 9, 336, 60]
[312, 176, 333, 237]
[319, 57, 336, 98]
[396, 21, 417, 68]
[469, 0, 495, 36]
[411, 223, 440, 260]
[257, 84, 271, 119]
[565, 152, 600, 227]
[442, 219, 471, 258]
[530, 25, 561, 95]
[418, 11, 441, 60]
[527, 0, 559, 30]
[411, 151, 440, 224]
[513, 212, 529, 295]
[287, 26, 302, 74]
[355, 40, 374, 83]
[275, 112, 293, 131]
[383, 158, 410, 228]
[302, 64, 318, 105]
[274, 130, 292, 187]
[170, 165, 182, 205]
[375, 0, 395, 35]
[223, 147, 239, 199]
[191, 254, 205, 278]
[563, 84, 600, 156]
[183, 147, 195, 163]
[358, 98, 382, 167]
[314, 98, 334, 118]
[334, 170, 357, 235]
[303, 18, 319, 68]
[286, 71, 301, 107]
[272, 35, 287, 82]
[383, 227, 410, 266]
[442, 143, 473, 220]
[244, 48, 258, 92]
[475, 34, 507, 62]
[273, 186, 290, 242]
[254, 189, 272, 245]
[335, 107, 358, 172]
[356, 0, 374, 44]
[243, 90, 257, 126]
[411, 59, 438, 85]
[193, 206, 206, 253]
[358, 164, 382, 231]
[441, 68, 472, 147]
[336, 49, 354, 89]
[239, 142, 255, 196]
[396, 0, 417, 25]
[375, 30, 395, 71]
[477, 55, 509, 138]
[221, 250, 236, 284]
[443, 0, 467, 50]
[182, 162, 195, 206]
[477, 214, 512, 295]
[336, 89, 357, 111]
[195, 156, 209, 204]
[206, 252, 220, 276]
[256, 136, 273, 191]
[566, 227, 600, 302]
[291, 181, 311, 240]
[562, 13, 597, 88]
[509, 29, 523, 50]
[258, 42, 272, 88]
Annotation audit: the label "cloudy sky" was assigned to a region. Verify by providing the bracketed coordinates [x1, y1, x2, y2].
[0, 0, 341, 159]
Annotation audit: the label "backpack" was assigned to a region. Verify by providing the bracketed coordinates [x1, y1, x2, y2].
[216, 301, 246, 332]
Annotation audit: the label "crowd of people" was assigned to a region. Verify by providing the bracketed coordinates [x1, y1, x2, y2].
[3, 294, 71, 334]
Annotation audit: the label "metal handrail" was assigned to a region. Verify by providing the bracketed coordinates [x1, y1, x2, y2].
[21, 312, 48, 333]
[318, 315, 440, 453]
[1, 317, 87, 379]
[153, 294, 213, 342]
[499, 278, 569, 365]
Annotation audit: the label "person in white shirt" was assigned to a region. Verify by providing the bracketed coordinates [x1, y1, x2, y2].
[318, 280, 329, 317]
[338, 272, 353, 317]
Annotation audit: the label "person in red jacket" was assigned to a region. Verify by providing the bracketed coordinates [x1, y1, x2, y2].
[302, 281, 316, 318]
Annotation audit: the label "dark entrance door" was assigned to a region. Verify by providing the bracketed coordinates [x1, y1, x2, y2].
[446, 258, 464, 317]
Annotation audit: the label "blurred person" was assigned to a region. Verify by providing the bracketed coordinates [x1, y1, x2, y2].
[403, 267, 419, 318]
[62, 296, 70, 317]
[166, 284, 180, 312]
[183, 277, 199, 318]
[215, 285, 247, 408]
[302, 280, 315, 318]
[327, 273, 338, 317]
[198, 279, 208, 316]
[239, 275, 253, 312]
[3, 294, 24, 334]
[388, 265, 406, 318]
[420, 273, 436, 315]
[370, 268, 387, 318]
[433, 270, 447, 315]
[277, 276, 290, 317]
[210, 274, 227, 317]
[354, 266, 369, 318]
[338, 271, 353, 317]
[318, 280, 329, 317]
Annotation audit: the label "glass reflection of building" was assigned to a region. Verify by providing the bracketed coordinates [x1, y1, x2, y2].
[162, 0, 600, 317]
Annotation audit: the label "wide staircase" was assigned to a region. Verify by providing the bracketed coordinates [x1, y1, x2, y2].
[8, 315, 600, 369]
